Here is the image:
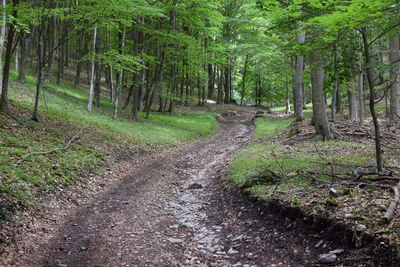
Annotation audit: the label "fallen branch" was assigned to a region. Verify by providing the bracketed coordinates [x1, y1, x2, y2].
[282, 132, 316, 144]
[16, 128, 84, 164]
[334, 181, 392, 189]
[383, 182, 400, 223]
[363, 176, 400, 182]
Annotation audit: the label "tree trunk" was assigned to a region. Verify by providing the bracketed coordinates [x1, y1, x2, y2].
[44, 13, 56, 82]
[18, 32, 32, 83]
[240, 55, 248, 106]
[32, 22, 45, 122]
[217, 67, 223, 104]
[0, 0, 6, 94]
[145, 49, 165, 118]
[15, 46, 19, 72]
[309, 51, 333, 140]
[358, 64, 365, 126]
[168, 4, 178, 114]
[93, 31, 101, 108]
[389, 37, 400, 122]
[294, 25, 305, 121]
[184, 68, 190, 106]
[94, 64, 102, 108]
[361, 27, 383, 172]
[207, 63, 214, 100]
[285, 70, 291, 114]
[114, 29, 126, 119]
[224, 66, 230, 104]
[348, 77, 358, 121]
[331, 79, 338, 121]
[87, 26, 97, 112]
[0, 0, 18, 112]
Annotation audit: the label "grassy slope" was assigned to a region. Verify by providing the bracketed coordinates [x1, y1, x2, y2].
[227, 115, 399, 247]
[0, 71, 218, 217]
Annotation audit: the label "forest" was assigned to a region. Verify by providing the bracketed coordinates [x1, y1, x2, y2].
[0, 0, 400, 266]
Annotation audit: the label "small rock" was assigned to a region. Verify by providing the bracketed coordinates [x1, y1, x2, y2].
[228, 248, 239, 254]
[329, 188, 338, 197]
[357, 224, 367, 232]
[344, 214, 353, 219]
[232, 234, 244, 242]
[167, 238, 184, 244]
[0, 235, 7, 244]
[329, 249, 344, 255]
[188, 183, 204, 190]
[318, 253, 337, 264]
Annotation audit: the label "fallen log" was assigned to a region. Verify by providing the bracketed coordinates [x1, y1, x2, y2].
[383, 182, 400, 223]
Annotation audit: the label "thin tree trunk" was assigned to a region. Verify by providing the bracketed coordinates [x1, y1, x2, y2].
[168, 3, 178, 114]
[32, 22, 45, 122]
[361, 27, 383, 172]
[240, 55, 248, 106]
[348, 77, 358, 121]
[358, 65, 365, 126]
[294, 24, 305, 121]
[389, 37, 400, 122]
[44, 13, 56, 81]
[285, 70, 291, 114]
[18, 32, 32, 83]
[0, 0, 18, 112]
[331, 79, 338, 121]
[184, 68, 190, 106]
[93, 31, 101, 108]
[15, 46, 19, 72]
[74, 33, 88, 88]
[207, 63, 214, 100]
[114, 29, 126, 119]
[224, 66, 230, 104]
[0, 0, 6, 94]
[94, 64, 102, 108]
[87, 26, 97, 112]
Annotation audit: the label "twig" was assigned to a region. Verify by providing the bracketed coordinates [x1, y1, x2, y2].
[383, 182, 400, 223]
[313, 143, 335, 186]
[16, 128, 84, 164]
[334, 181, 392, 189]
[271, 150, 285, 195]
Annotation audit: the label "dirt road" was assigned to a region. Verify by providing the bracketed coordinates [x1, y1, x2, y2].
[12, 112, 336, 266]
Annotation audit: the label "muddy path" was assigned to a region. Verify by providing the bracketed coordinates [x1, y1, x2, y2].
[16, 112, 340, 266]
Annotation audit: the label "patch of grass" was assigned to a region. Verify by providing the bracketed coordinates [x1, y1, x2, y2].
[253, 116, 294, 141]
[0, 118, 104, 208]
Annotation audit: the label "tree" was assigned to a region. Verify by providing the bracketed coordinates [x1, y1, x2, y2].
[0, 0, 18, 113]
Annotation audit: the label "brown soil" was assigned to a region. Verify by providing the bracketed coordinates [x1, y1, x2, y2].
[1, 111, 397, 266]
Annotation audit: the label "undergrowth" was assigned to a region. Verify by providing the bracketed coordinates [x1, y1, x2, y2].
[227, 114, 399, 245]
[0, 70, 218, 218]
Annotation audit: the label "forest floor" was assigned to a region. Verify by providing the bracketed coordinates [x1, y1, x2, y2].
[228, 112, 400, 266]
[1, 69, 399, 266]
[1, 106, 398, 266]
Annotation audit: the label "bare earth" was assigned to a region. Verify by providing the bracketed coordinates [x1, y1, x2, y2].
[2, 112, 344, 266]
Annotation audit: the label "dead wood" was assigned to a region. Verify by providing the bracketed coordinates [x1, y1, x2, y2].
[383, 182, 400, 223]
